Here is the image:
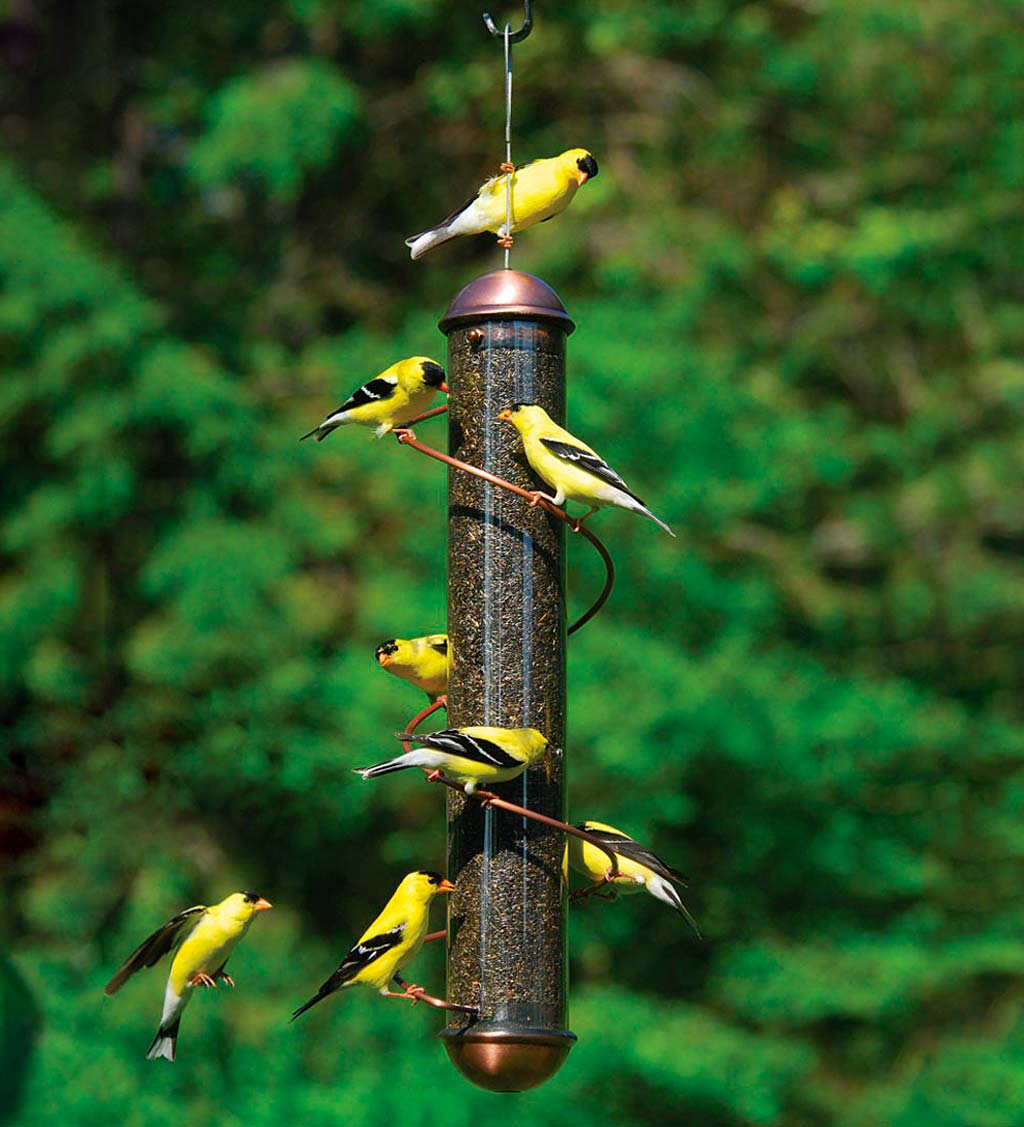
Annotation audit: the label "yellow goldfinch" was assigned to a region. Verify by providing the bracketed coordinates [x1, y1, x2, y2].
[291, 871, 455, 1019]
[300, 356, 446, 441]
[498, 403, 675, 536]
[105, 890, 272, 1061]
[355, 726, 548, 794]
[566, 821, 698, 933]
[405, 149, 599, 259]
[376, 634, 449, 700]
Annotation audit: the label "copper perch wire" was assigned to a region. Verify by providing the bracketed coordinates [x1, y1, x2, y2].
[391, 404, 615, 636]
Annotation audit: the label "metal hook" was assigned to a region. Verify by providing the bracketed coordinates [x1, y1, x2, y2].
[482, 0, 532, 42]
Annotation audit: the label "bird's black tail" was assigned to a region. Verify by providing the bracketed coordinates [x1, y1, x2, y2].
[354, 758, 411, 780]
[145, 1018, 180, 1061]
[291, 991, 329, 1022]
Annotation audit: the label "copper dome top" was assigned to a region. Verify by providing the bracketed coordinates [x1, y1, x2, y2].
[438, 270, 575, 335]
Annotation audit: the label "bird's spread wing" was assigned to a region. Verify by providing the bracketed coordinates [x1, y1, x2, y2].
[576, 825, 686, 885]
[335, 375, 398, 415]
[104, 906, 206, 995]
[414, 729, 522, 769]
[539, 438, 645, 503]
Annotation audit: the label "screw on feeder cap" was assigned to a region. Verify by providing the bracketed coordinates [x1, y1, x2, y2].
[440, 1028, 577, 1092]
[438, 270, 575, 335]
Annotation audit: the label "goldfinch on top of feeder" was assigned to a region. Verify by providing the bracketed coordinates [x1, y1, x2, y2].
[104, 890, 272, 1061]
[300, 356, 446, 441]
[355, 726, 549, 794]
[566, 820, 698, 934]
[376, 634, 449, 700]
[405, 149, 599, 259]
[498, 404, 675, 536]
[290, 871, 455, 1020]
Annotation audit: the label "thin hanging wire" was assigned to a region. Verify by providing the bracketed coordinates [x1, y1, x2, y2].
[503, 21, 513, 269]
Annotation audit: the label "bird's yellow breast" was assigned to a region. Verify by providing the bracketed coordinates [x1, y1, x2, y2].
[481, 158, 580, 233]
[169, 912, 251, 992]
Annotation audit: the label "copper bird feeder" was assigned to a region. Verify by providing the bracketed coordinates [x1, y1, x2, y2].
[439, 270, 576, 1091]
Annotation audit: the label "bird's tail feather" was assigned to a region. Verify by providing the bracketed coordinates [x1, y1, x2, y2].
[405, 226, 458, 260]
[648, 875, 700, 936]
[640, 505, 675, 537]
[290, 991, 328, 1022]
[354, 758, 411, 780]
[145, 1018, 180, 1061]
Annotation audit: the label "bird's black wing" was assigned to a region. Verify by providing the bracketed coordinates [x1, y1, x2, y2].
[411, 729, 522, 769]
[428, 638, 449, 655]
[575, 825, 686, 885]
[104, 905, 206, 995]
[335, 375, 399, 415]
[291, 925, 405, 1020]
[539, 438, 645, 504]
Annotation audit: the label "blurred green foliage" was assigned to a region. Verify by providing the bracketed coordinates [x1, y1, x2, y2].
[2, 0, 1023, 1124]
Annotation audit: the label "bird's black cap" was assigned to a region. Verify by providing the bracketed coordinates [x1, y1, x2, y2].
[577, 153, 599, 180]
[242, 891, 265, 903]
[376, 640, 399, 660]
[421, 360, 446, 387]
[420, 871, 444, 884]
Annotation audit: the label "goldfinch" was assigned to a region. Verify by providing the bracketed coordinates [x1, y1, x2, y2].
[498, 403, 674, 536]
[291, 871, 455, 1019]
[405, 149, 599, 259]
[355, 726, 548, 794]
[105, 890, 272, 1061]
[566, 821, 698, 933]
[376, 634, 449, 700]
[300, 356, 445, 441]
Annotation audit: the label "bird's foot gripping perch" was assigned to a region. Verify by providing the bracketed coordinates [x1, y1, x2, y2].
[390, 975, 479, 1016]
[189, 972, 218, 989]
[569, 878, 618, 906]
[213, 969, 235, 987]
[497, 234, 514, 250]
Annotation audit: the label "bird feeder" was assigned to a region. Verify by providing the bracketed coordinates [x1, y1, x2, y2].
[438, 270, 576, 1091]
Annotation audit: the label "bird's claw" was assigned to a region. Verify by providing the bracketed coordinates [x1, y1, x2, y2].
[190, 973, 217, 989]
[497, 235, 514, 250]
[215, 971, 235, 987]
[499, 161, 515, 174]
[393, 427, 416, 444]
[404, 984, 426, 1005]
[425, 769, 444, 783]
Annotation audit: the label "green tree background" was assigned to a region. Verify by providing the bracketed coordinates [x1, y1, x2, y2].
[2, 1, 1023, 1124]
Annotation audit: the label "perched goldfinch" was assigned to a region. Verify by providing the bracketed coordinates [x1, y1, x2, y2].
[105, 890, 272, 1061]
[566, 821, 698, 933]
[405, 149, 599, 259]
[498, 404, 675, 536]
[376, 634, 449, 700]
[291, 871, 455, 1019]
[355, 726, 548, 794]
[300, 356, 446, 441]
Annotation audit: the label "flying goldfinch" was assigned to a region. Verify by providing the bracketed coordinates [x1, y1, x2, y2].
[566, 821, 698, 933]
[355, 726, 548, 794]
[300, 356, 446, 441]
[498, 403, 675, 536]
[105, 890, 272, 1061]
[405, 149, 599, 259]
[376, 634, 449, 700]
[291, 870, 455, 1020]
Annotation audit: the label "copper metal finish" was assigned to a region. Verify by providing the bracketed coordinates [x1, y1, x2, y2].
[440, 1029, 576, 1093]
[439, 270, 576, 335]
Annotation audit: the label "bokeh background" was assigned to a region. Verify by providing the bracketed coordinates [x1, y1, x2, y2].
[3, 1, 1023, 1124]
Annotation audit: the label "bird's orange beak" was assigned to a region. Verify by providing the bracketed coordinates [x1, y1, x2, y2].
[497, 408, 512, 422]
[440, 382, 450, 395]
[576, 169, 589, 186]
[254, 898, 273, 911]
[437, 879, 457, 894]
[378, 652, 391, 667]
